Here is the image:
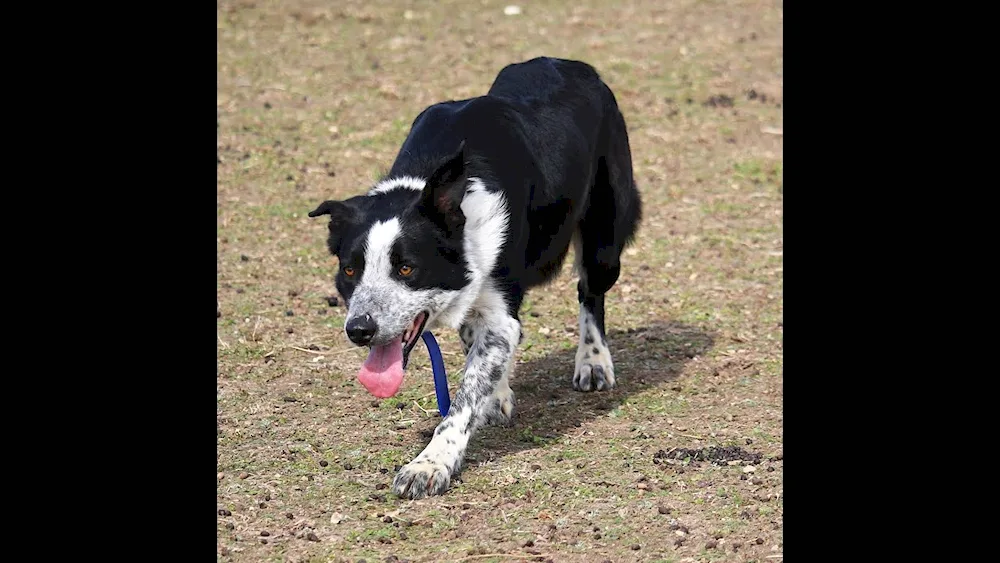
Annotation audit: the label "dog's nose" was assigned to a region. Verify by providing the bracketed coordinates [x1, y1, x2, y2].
[346, 314, 378, 346]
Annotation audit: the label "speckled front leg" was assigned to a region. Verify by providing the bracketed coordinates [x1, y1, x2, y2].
[393, 307, 519, 499]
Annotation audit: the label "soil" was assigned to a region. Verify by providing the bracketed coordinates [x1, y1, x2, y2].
[653, 445, 763, 466]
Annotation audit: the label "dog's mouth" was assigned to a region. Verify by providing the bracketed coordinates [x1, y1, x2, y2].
[401, 311, 429, 370]
[357, 311, 429, 399]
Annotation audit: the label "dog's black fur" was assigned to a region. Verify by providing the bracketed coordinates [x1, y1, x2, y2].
[310, 57, 641, 498]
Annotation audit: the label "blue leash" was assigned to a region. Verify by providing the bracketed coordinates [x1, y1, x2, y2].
[420, 331, 450, 417]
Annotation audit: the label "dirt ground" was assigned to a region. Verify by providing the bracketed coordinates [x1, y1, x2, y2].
[217, 0, 783, 561]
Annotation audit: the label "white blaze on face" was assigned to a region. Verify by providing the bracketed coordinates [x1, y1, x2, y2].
[362, 218, 401, 291]
[346, 218, 411, 344]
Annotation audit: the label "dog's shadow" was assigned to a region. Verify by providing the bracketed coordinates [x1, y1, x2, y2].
[464, 321, 715, 462]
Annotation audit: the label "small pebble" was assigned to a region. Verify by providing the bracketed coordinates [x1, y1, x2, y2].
[220, 547, 230, 556]
[320, 460, 329, 467]
[218, 508, 232, 516]
[306, 532, 319, 542]
[706, 540, 717, 549]
[239, 471, 249, 479]
[531, 464, 542, 471]
[286, 512, 293, 519]
[732, 541, 743, 551]
[658, 506, 671, 514]
[756, 537, 765, 544]
[376, 483, 388, 490]
[383, 515, 393, 523]
[399, 532, 408, 540]
[326, 296, 340, 307]
[260, 539, 268, 544]
[285, 310, 295, 316]
[343, 463, 353, 470]
[593, 533, 601, 539]
[523, 539, 534, 547]
[217, 472, 225, 480]
[631, 544, 641, 550]
[260, 531, 270, 537]
[240, 254, 250, 261]
[225, 522, 234, 530]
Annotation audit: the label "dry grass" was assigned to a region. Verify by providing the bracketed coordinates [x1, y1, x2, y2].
[218, 0, 782, 561]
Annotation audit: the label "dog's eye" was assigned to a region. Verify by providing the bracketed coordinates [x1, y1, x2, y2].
[343, 267, 355, 277]
[398, 265, 413, 276]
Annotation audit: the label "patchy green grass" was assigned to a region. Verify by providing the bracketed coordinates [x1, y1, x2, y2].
[218, 0, 782, 561]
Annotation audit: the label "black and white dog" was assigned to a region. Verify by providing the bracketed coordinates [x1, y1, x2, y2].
[309, 57, 641, 499]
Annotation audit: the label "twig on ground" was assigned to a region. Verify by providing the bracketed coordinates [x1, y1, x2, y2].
[679, 433, 705, 440]
[218, 335, 230, 349]
[413, 401, 435, 415]
[289, 345, 364, 356]
[455, 554, 551, 562]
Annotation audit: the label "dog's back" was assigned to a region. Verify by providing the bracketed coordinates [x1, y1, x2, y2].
[387, 57, 641, 291]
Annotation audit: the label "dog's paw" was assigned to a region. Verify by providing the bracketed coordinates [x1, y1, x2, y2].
[392, 459, 452, 499]
[484, 384, 516, 427]
[574, 344, 616, 392]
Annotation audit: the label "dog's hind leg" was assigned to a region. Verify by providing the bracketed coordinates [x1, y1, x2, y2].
[393, 290, 519, 499]
[572, 100, 642, 392]
[573, 229, 619, 392]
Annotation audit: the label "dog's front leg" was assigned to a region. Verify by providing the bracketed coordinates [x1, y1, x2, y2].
[392, 310, 519, 499]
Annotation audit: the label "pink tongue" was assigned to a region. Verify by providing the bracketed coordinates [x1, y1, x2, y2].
[357, 335, 405, 398]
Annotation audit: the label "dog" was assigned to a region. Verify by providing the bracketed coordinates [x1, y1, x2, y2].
[309, 57, 642, 499]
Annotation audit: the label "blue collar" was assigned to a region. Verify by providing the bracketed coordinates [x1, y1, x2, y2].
[420, 331, 450, 417]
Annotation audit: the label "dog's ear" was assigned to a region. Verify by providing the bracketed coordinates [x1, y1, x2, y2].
[308, 199, 356, 255]
[419, 141, 468, 233]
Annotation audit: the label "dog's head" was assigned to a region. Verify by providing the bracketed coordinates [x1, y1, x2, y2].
[309, 144, 471, 398]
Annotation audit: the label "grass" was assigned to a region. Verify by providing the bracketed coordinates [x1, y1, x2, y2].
[217, 0, 782, 561]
